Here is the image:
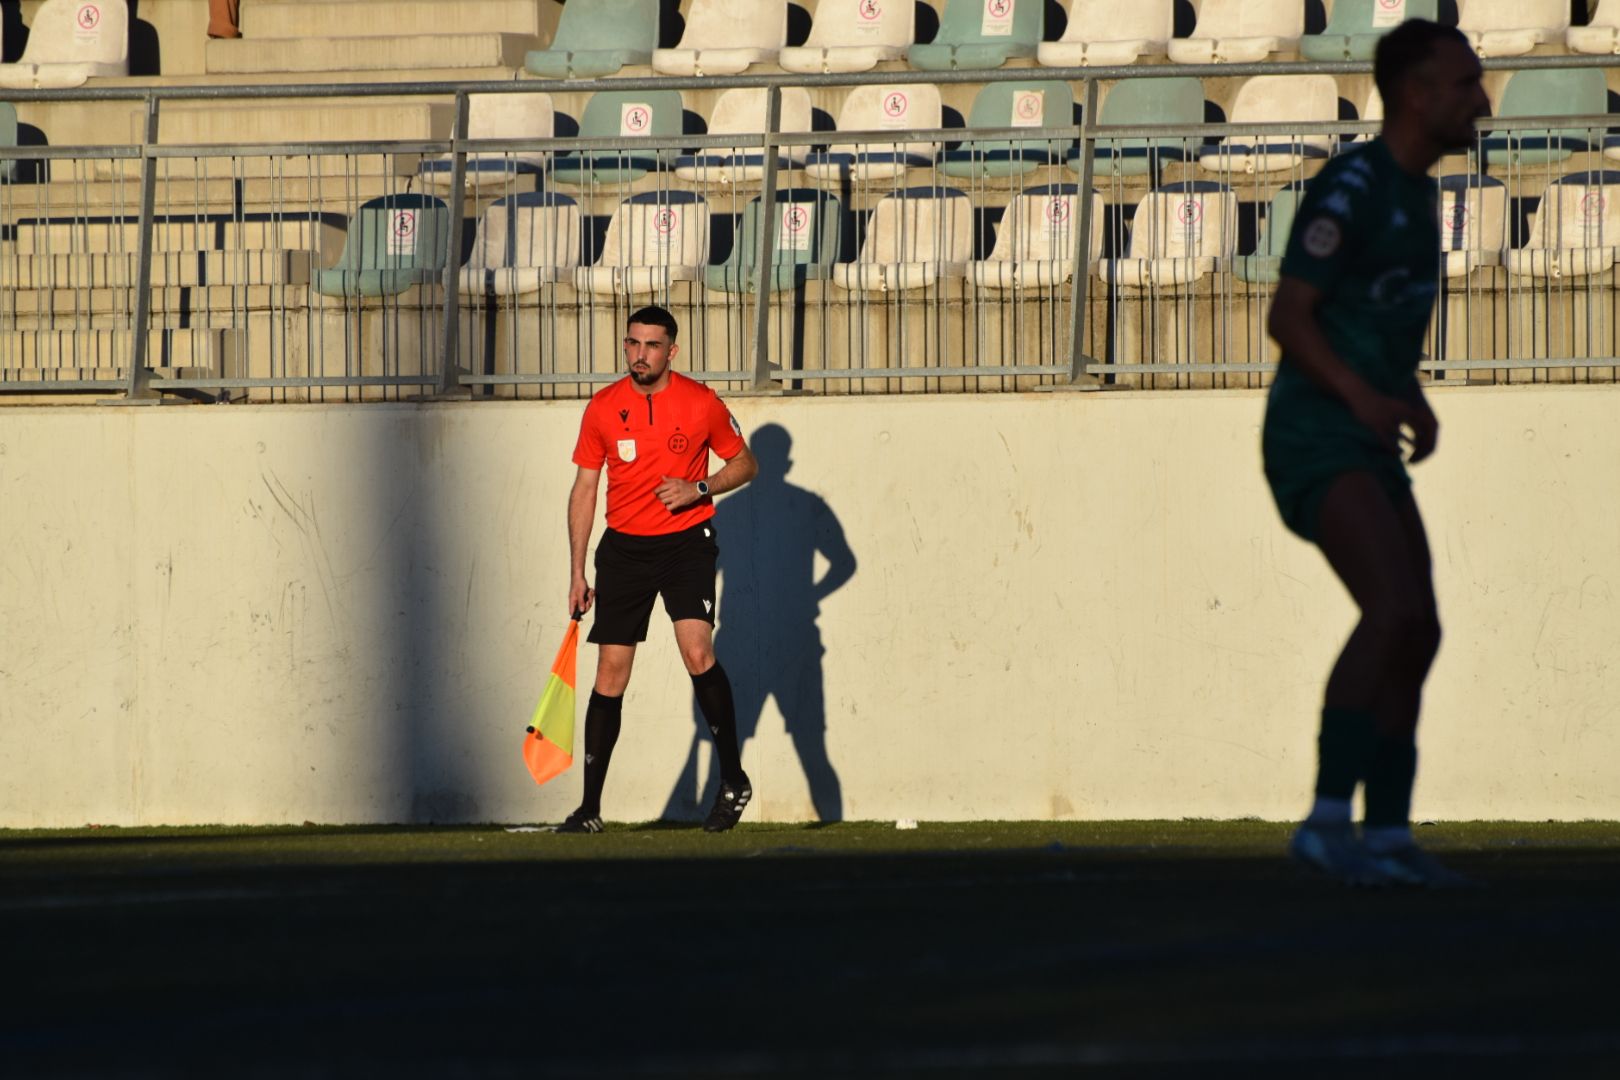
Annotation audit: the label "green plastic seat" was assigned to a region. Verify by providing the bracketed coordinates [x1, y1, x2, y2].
[942, 81, 1073, 180]
[0, 102, 16, 183]
[524, 0, 659, 79]
[1484, 68, 1608, 167]
[1068, 77, 1203, 179]
[313, 194, 452, 298]
[907, 0, 1042, 71]
[1300, 0, 1438, 61]
[549, 90, 684, 188]
[705, 190, 841, 293]
[1233, 185, 1304, 284]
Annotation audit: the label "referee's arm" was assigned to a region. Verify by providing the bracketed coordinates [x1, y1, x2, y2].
[568, 466, 601, 615]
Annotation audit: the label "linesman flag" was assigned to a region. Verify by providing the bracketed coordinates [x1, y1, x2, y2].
[522, 614, 581, 786]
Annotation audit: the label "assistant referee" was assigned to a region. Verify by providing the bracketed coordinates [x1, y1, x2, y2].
[559, 305, 759, 833]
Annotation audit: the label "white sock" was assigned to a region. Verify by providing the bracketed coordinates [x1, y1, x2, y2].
[1363, 826, 1414, 853]
[1304, 796, 1352, 827]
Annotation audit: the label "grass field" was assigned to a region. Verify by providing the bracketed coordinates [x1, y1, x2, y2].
[4, 821, 1619, 1077]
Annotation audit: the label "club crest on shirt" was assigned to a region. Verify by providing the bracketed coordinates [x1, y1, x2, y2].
[1302, 217, 1342, 258]
[617, 439, 637, 462]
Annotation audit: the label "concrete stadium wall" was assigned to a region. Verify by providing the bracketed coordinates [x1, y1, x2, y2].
[2, 386, 1617, 827]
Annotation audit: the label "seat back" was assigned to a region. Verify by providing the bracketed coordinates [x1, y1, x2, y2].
[1054, 0, 1171, 45]
[464, 92, 553, 163]
[1187, 0, 1302, 40]
[1224, 75, 1338, 154]
[858, 187, 973, 265]
[985, 184, 1102, 264]
[598, 191, 710, 269]
[551, 0, 660, 54]
[333, 195, 452, 272]
[18, 0, 129, 68]
[962, 80, 1073, 154]
[1496, 68, 1608, 144]
[1125, 183, 1237, 261]
[805, 0, 915, 49]
[1458, 0, 1568, 36]
[732, 190, 843, 271]
[467, 193, 581, 271]
[675, 0, 787, 51]
[1525, 171, 1620, 251]
[706, 86, 814, 142]
[578, 89, 684, 142]
[932, 0, 1043, 47]
[1254, 186, 1304, 259]
[830, 83, 944, 159]
[0, 102, 16, 182]
[1438, 175, 1507, 255]
[1321, 0, 1439, 35]
[1098, 76, 1203, 156]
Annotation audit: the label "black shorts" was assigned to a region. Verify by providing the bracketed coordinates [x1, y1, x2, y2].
[588, 522, 719, 645]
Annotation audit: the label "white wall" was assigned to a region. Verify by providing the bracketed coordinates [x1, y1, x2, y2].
[2, 385, 1617, 826]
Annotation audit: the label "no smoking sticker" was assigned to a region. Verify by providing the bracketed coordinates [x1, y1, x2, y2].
[982, 0, 1014, 37]
[620, 103, 652, 137]
[1372, 0, 1405, 29]
[856, 0, 884, 34]
[879, 90, 909, 129]
[1301, 217, 1342, 258]
[1012, 91, 1044, 128]
[1580, 192, 1607, 222]
[74, 3, 102, 42]
[1177, 199, 1203, 228]
[1045, 197, 1071, 228]
[387, 210, 418, 255]
[780, 204, 815, 252]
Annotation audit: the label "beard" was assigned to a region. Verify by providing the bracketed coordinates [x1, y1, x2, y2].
[629, 364, 660, 386]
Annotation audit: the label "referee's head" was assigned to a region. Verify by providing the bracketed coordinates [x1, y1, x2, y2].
[1374, 19, 1488, 153]
[624, 305, 680, 387]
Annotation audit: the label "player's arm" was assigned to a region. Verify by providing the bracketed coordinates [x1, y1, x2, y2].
[567, 466, 600, 615]
[654, 445, 758, 510]
[1269, 278, 1424, 456]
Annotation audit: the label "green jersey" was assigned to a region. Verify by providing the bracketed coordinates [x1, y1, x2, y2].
[1262, 138, 1440, 539]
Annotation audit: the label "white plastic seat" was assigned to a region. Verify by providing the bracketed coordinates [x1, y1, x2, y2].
[778, 0, 914, 74]
[803, 83, 944, 185]
[422, 93, 553, 191]
[459, 193, 581, 298]
[1506, 172, 1620, 279]
[1438, 175, 1507, 278]
[1568, 0, 1620, 54]
[1197, 76, 1337, 175]
[0, 0, 128, 89]
[1166, 0, 1302, 64]
[575, 192, 711, 297]
[652, 0, 786, 76]
[1037, 0, 1172, 67]
[1099, 183, 1237, 288]
[1460, 0, 1569, 58]
[970, 185, 1103, 289]
[674, 87, 813, 186]
[831, 187, 972, 292]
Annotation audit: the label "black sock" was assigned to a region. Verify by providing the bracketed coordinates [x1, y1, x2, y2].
[1315, 707, 1377, 800]
[1363, 736, 1418, 829]
[579, 691, 623, 817]
[692, 662, 745, 786]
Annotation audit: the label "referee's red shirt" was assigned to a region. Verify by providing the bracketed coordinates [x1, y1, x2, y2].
[572, 372, 746, 536]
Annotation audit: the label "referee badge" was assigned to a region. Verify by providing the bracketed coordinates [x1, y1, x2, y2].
[616, 439, 637, 462]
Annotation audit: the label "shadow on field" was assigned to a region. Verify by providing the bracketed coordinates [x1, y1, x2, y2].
[661, 423, 856, 823]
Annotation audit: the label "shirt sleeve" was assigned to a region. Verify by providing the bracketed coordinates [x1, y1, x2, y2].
[1280, 159, 1373, 293]
[706, 392, 746, 460]
[571, 401, 606, 470]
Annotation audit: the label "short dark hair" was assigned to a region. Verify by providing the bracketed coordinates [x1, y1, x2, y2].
[1374, 19, 1471, 119]
[627, 304, 679, 342]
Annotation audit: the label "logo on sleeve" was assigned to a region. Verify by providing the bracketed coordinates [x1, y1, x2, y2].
[1302, 217, 1342, 258]
[617, 439, 637, 462]
[728, 413, 742, 438]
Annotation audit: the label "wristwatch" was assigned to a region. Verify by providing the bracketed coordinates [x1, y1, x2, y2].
[695, 480, 710, 498]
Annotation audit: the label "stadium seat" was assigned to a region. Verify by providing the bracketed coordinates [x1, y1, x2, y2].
[1300, 0, 1438, 61]
[1, 102, 17, 183]
[705, 189, 842, 293]
[1481, 69, 1607, 167]
[803, 83, 943, 186]
[420, 92, 553, 191]
[907, 0, 1042, 71]
[653, 0, 786, 76]
[831, 186, 972, 291]
[575, 190, 711, 297]
[1037, 0, 1172, 67]
[1438, 174, 1508, 278]
[524, 0, 659, 79]
[778, 0, 914, 74]
[459, 193, 582, 297]
[1166, 0, 1302, 64]
[1197, 75, 1336, 176]
[0, 0, 129, 89]
[1232, 185, 1303, 284]
[674, 87, 814, 186]
[1356, 86, 1384, 141]
[1458, 0, 1568, 58]
[1567, 0, 1620, 54]
[549, 90, 684, 188]
[941, 81, 1074, 180]
[1506, 171, 1620, 279]
[313, 194, 453, 298]
[1098, 181, 1237, 287]
[1066, 77, 1203, 179]
[969, 184, 1103, 289]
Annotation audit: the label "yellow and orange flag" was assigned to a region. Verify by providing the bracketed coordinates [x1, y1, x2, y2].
[522, 615, 580, 786]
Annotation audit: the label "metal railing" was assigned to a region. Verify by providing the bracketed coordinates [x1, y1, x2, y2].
[2, 54, 1618, 401]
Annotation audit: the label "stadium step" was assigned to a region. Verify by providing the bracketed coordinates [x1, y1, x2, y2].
[0, 328, 242, 372]
[241, 0, 562, 40]
[0, 175, 422, 227]
[3, 283, 315, 319]
[2, 251, 316, 289]
[4, 219, 346, 259]
[205, 33, 541, 76]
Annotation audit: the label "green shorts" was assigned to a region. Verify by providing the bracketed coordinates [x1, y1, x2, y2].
[1263, 429, 1410, 543]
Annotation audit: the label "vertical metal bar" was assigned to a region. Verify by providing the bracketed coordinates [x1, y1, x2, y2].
[751, 85, 784, 390]
[125, 96, 161, 399]
[438, 89, 471, 395]
[1067, 77, 1099, 384]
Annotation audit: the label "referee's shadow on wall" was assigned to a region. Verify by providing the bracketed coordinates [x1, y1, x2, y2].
[660, 423, 856, 824]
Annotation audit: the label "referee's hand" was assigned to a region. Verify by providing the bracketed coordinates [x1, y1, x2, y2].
[569, 576, 594, 616]
[655, 475, 697, 511]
